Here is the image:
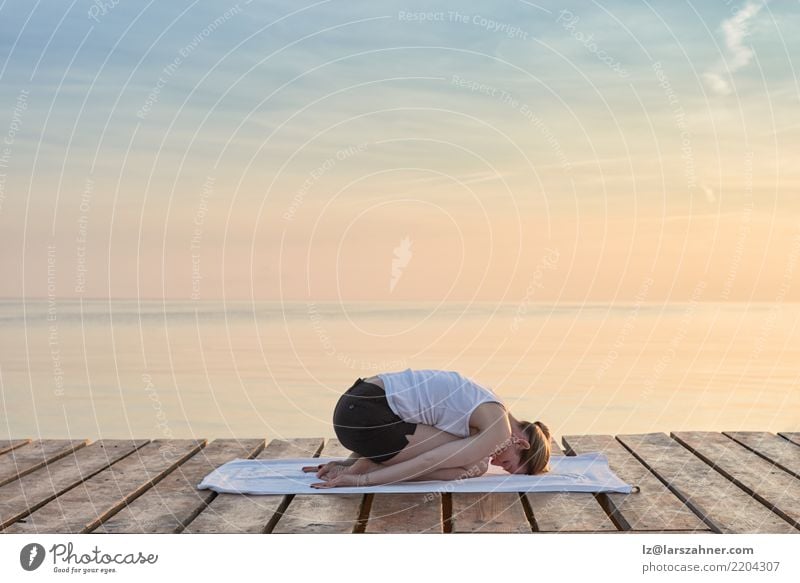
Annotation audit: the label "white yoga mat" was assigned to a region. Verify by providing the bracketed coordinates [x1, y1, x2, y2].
[196, 452, 638, 495]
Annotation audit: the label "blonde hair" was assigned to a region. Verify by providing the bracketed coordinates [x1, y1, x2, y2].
[518, 420, 551, 475]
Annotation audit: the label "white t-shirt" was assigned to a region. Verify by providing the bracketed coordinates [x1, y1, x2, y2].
[376, 368, 505, 437]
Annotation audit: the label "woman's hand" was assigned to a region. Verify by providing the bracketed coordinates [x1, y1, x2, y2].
[310, 473, 369, 489]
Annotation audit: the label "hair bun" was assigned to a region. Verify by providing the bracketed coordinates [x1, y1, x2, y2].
[533, 420, 551, 439]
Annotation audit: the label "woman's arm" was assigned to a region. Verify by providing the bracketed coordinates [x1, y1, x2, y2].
[337, 424, 509, 486]
[405, 458, 489, 482]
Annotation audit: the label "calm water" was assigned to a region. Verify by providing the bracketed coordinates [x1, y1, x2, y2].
[1, 300, 798, 441]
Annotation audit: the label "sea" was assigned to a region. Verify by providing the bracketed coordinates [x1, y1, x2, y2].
[1, 299, 798, 442]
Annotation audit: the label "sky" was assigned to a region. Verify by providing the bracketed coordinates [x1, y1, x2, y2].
[0, 0, 798, 302]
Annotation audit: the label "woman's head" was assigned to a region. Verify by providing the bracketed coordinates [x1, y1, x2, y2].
[489, 417, 552, 475]
[517, 419, 551, 474]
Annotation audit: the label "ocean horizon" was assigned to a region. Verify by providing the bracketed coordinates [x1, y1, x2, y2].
[2, 299, 797, 441]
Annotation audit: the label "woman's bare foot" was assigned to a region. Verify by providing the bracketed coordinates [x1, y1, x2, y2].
[344, 457, 381, 475]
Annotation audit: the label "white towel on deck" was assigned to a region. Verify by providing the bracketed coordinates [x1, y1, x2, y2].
[196, 452, 637, 495]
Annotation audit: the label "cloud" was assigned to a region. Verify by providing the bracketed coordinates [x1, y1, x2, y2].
[722, 1, 764, 68]
[700, 183, 717, 203]
[702, 71, 732, 95]
[703, 0, 767, 96]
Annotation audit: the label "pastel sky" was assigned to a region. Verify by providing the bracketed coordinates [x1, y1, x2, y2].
[0, 0, 798, 302]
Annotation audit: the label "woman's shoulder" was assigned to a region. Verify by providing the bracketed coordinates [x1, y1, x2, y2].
[469, 401, 508, 430]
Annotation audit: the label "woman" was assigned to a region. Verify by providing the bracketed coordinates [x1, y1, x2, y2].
[302, 368, 551, 488]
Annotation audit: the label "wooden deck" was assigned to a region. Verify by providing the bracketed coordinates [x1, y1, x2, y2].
[0, 432, 798, 534]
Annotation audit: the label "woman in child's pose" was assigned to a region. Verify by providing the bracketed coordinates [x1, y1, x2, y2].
[303, 368, 551, 488]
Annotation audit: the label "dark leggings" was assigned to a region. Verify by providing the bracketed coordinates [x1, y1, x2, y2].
[332, 377, 417, 463]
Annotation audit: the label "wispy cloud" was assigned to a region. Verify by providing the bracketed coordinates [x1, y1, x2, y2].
[700, 183, 717, 203]
[703, 0, 767, 96]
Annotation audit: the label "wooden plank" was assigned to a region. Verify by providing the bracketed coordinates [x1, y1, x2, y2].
[0, 439, 31, 456]
[672, 431, 800, 529]
[778, 432, 800, 447]
[5, 439, 204, 534]
[724, 432, 800, 480]
[184, 438, 323, 533]
[563, 434, 709, 532]
[614, 530, 719, 534]
[618, 433, 797, 533]
[364, 490, 443, 533]
[450, 492, 530, 533]
[92, 439, 265, 533]
[0, 440, 148, 531]
[363, 448, 447, 533]
[272, 439, 366, 533]
[0, 440, 88, 487]
[523, 437, 617, 533]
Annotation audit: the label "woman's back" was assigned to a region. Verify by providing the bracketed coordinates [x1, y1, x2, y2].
[376, 368, 504, 437]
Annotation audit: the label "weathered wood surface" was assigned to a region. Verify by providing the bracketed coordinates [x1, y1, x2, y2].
[618, 433, 797, 534]
[364, 489, 443, 533]
[2, 433, 798, 534]
[724, 432, 800, 480]
[0, 440, 148, 531]
[5, 440, 204, 534]
[94, 439, 266, 533]
[778, 433, 800, 447]
[672, 431, 800, 529]
[523, 438, 617, 532]
[563, 434, 710, 532]
[272, 439, 366, 533]
[450, 492, 530, 533]
[184, 438, 323, 533]
[0, 439, 88, 487]
[0, 439, 31, 456]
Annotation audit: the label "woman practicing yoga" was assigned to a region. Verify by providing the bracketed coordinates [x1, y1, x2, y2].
[302, 368, 551, 488]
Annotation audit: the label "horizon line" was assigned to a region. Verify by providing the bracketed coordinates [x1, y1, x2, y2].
[2, 297, 798, 305]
